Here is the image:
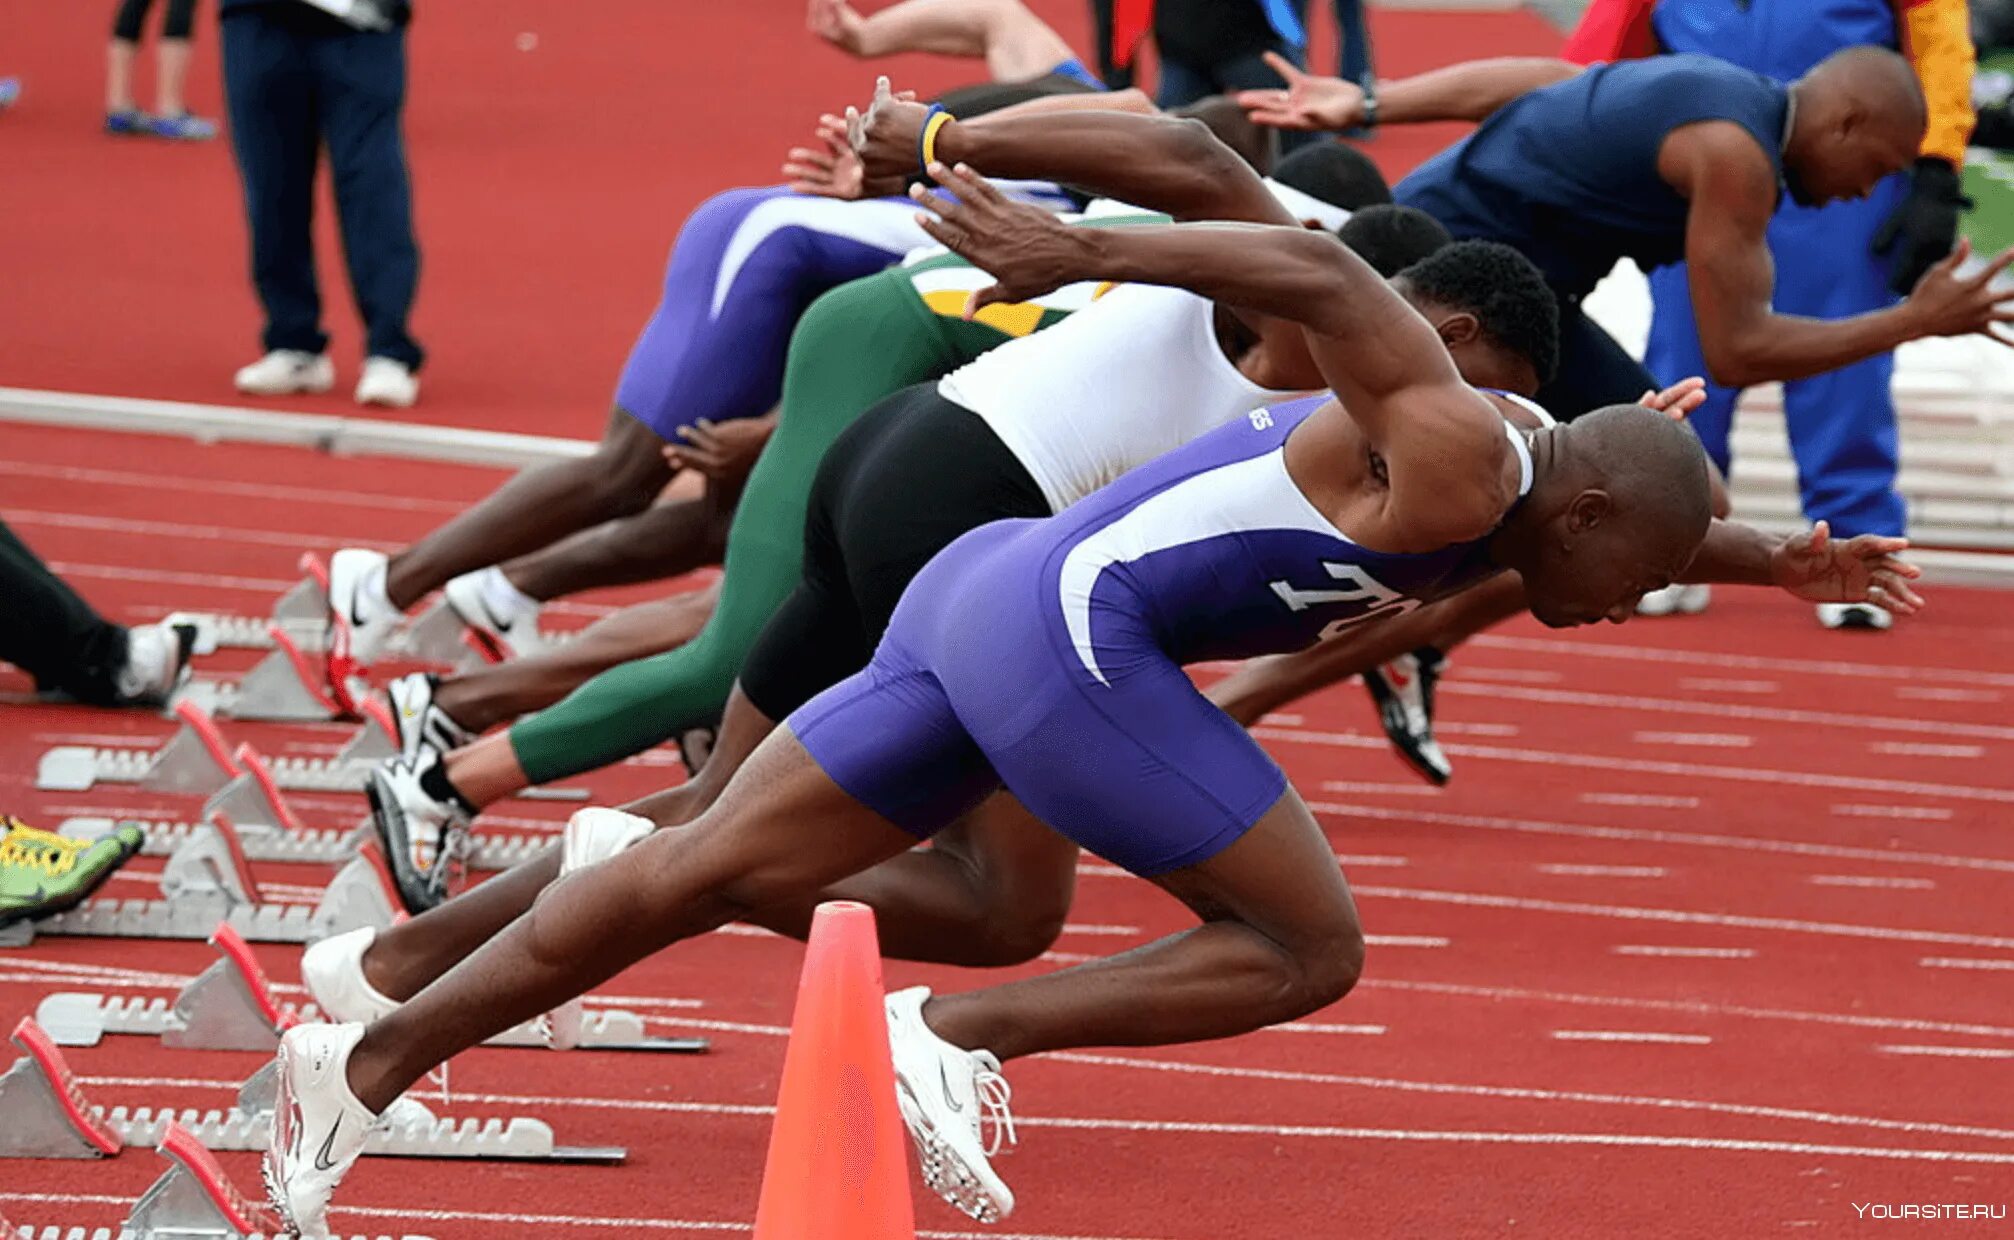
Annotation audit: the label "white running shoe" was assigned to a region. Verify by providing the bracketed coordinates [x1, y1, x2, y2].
[386, 673, 477, 762]
[443, 568, 544, 661]
[541, 808, 654, 1049]
[354, 356, 419, 408]
[236, 350, 334, 396]
[326, 547, 401, 670]
[265, 1021, 377, 1237]
[885, 986, 1017, 1222]
[1361, 649, 1451, 787]
[115, 620, 197, 704]
[365, 749, 471, 915]
[1817, 601, 1893, 631]
[301, 927, 401, 1025]
[1636, 583, 1712, 617]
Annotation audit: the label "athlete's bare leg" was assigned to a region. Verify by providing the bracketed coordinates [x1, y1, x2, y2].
[497, 484, 737, 603]
[382, 407, 672, 610]
[624, 683, 776, 826]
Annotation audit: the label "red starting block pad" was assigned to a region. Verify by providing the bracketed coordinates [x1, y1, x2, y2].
[37, 925, 708, 1057]
[0, 826, 399, 948]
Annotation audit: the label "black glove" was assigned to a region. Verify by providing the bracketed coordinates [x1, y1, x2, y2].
[1873, 156, 1972, 296]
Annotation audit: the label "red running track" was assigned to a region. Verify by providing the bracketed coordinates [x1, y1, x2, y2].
[3, 423, 2013, 1239]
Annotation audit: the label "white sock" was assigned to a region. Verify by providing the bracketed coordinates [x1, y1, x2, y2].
[477, 565, 539, 624]
[360, 557, 395, 619]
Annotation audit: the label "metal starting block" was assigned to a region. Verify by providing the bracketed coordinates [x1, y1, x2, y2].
[0, 829, 398, 947]
[73, 814, 553, 873]
[36, 700, 242, 796]
[174, 625, 373, 724]
[38, 923, 709, 1057]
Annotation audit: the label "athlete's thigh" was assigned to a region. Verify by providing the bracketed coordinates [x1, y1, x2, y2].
[933, 792, 1081, 909]
[1150, 784, 1361, 954]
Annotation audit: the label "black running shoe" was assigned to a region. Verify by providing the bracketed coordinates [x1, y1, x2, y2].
[1361, 647, 1453, 786]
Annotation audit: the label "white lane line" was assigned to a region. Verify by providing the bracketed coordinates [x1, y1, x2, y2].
[1350, 884, 2014, 950]
[1680, 678, 1779, 695]
[1538, 864, 1668, 878]
[1552, 1030, 1713, 1045]
[50, 560, 296, 593]
[1439, 721, 1520, 737]
[1920, 957, 2014, 972]
[1613, 945, 1756, 959]
[1309, 801, 2014, 875]
[1471, 633, 2014, 691]
[1336, 855, 1412, 868]
[1321, 780, 1445, 797]
[1832, 804, 1957, 821]
[1364, 935, 1448, 948]
[1042, 1053, 2014, 1144]
[1258, 728, 2014, 805]
[2, 508, 396, 553]
[1367, 977, 2014, 1041]
[1878, 1045, 2014, 1060]
[1809, 875, 1937, 891]
[0, 458, 470, 513]
[1581, 792, 1701, 809]
[1897, 686, 2003, 703]
[65, 1077, 2014, 1161]
[1870, 741, 1987, 759]
[1060, 923, 1141, 937]
[1455, 667, 1563, 684]
[1440, 682, 2014, 744]
[1270, 1022, 1387, 1035]
[1634, 731, 1753, 748]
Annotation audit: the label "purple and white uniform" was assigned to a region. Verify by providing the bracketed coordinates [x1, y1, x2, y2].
[791, 396, 1533, 876]
[614, 183, 1074, 442]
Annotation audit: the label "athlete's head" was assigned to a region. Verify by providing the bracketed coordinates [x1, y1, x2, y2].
[1784, 46, 1926, 207]
[1390, 240, 1559, 398]
[1338, 204, 1452, 277]
[1172, 95, 1278, 174]
[1272, 140, 1392, 212]
[1500, 404, 1714, 628]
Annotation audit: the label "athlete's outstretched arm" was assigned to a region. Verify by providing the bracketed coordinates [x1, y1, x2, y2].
[810, 0, 1078, 84]
[1237, 51, 1581, 132]
[851, 76, 1292, 226]
[1679, 519, 1925, 615]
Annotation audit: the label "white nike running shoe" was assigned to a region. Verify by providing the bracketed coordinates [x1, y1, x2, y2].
[386, 673, 477, 762]
[265, 1021, 377, 1237]
[355, 356, 419, 409]
[1817, 601, 1893, 631]
[365, 749, 471, 915]
[443, 567, 544, 661]
[541, 808, 654, 1049]
[235, 350, 334, 397]
[1636, 583, 1711, 617]
[1361, 649, 1452, 787]
[885, 986, 1017, 1222]
[301, 927, 401, 1025]
[326, 547, 402, 670]
[115, 620, 197, 705]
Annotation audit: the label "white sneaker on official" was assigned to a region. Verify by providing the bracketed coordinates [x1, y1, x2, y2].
[301, 927, 402, 1025]
[236, 350, 334, 396]
[885, 986, 1017, 1222]
[365, 749, 471, 915]
[540, 808, 655, 1049]
[354, 356, 418, 408]
[1817, 601, 1893, 631]
[115, 620, 197, 705]
[386, 673, 477, 761]
[326, 547, 401, 669]
[443, 567, 544, 661]
[1636, 584, 1712, 617]
[265, 1021, 378, 1237]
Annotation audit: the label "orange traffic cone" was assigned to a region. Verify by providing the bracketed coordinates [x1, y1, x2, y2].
[753, 900, 917, 1240]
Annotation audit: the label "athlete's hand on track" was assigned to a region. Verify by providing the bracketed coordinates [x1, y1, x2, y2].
[1235, 53, 1366, 132]
[1638, 376, 1707, 420]
[910, 162, 1090, 316]
[1769, 521, 1925, 617]
[665, 416, 776, 482]
[848, 75, 938, 189]
[1901, 239, 2014, 346]
[785, 118, 868, 199]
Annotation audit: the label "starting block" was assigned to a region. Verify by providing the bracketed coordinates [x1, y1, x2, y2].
[0, 1018, 122, 1158]
[38, 923, 709, 1057]
[178, 624, 369, 724]
[36, 700, 241, 796]
[0, 828, 399, 947]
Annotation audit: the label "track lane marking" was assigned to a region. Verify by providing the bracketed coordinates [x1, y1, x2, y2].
[1877, 1045, 2014, 1060]
[1435, 681, 2014, 743]
[1469, 633, 2014, 690]
[1920, 957, 2014, 972]
[1552, 1030, 1712, 1045]
[1611, 946, 1756, 959]
[1809, 876, 1937, 891]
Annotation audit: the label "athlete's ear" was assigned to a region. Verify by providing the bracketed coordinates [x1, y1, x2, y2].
[1433, 312, 1481, 347]
[1566, 488, 1612, 535]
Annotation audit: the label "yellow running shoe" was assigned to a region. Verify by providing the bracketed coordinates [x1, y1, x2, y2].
[0, 817, 145, 929]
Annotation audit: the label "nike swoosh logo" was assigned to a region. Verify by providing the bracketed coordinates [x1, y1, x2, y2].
[939, 1061, 964, 1114]
[313, 1116, 345, 1171]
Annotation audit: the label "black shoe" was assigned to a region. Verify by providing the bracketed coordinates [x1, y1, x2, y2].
[365, 756, 468, 914]
[1361, 647, 1452, 786]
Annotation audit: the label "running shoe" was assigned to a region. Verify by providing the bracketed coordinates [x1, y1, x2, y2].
[1817, 601, 1893, 631]
[235, 349, 334, 396]
[1362, 648, 1452, 787]
[386, 673, 477, 761]
[105, 107, 147, 135]
[115, 620, 198, 705]
[886, 986, 1017, 1222]
[326, 547, 401, 672]
[0, 78, 21, 111]
[1635, 583, 1711, 617]
[301, 926, 401, 1025]
[0, 818, 144, 929]
[147, 111, 217, 140]
[355, 357, 419, 409]
[541, 808, 654, 1049]
[266, 1021, 376, 1237]
[365, 751, 470, 914]
[442, 568, 543, 661]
